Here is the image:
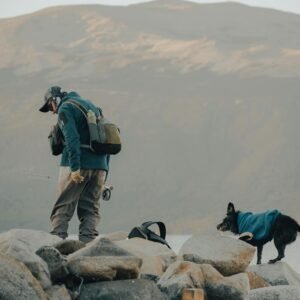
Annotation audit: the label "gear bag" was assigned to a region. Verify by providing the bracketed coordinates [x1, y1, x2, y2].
[48, 124, 64, 156]
[65, 100, 121, 155]
[128, 221, 171, 249]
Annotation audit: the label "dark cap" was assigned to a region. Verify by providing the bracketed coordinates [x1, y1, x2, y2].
[39, 86, 63, 113]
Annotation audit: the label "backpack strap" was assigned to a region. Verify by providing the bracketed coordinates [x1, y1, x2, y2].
[63, 100, 88, 118]
[141, 221, 167, 239]
[127, 221, 171, 248]
[64, 99, 103, 120]
[62, 100, 98, 150]
[140, 221, 171, 249]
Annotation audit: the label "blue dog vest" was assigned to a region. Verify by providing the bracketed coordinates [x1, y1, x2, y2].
[237, 210, 281, 244]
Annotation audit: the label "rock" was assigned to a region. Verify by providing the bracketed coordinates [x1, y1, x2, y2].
[36, 246, 69, 284]
[158, 261, 204, 299]
[246, 271, 270, 289]
[0, 252, 48, 300]
[67, 256, 142, 281]
[115, 237, 177, 275]
[203, 265, 249, 300]
[0, 229, 61, 289]
[68, 238, 133, 259]
[248, 262, 300, 286]
[102, 231, 128, 241]
[36, 246, 85, 298]
[180, 232, 255, 276]
[64, 274, 85, 299]
[158, 261, 250, 300]
[140, 273, 160, 283]
[78, 279, 169, 300]
[54, 239, 86, 255]
[45, 285, 72, 300]
[249, 285, 300, 300]
[182, 289, 205, 300]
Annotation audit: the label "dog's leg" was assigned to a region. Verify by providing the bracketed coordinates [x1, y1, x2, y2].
[269, 236, 286, 264]
[256, 245, 263, 264]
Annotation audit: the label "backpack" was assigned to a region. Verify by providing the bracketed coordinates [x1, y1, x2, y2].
[48, 124, 64, 156]
[128, 221, 171, 249]
[65, 100, 121, 155]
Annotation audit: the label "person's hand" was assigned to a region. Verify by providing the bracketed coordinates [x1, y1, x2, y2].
[71, 170, 84, 183]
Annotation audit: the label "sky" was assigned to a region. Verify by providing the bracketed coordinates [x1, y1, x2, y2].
[1, 0, 300, 19]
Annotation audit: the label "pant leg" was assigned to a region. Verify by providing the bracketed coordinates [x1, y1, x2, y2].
[50, 167, 87, 239]
[77, 170, 106, 243]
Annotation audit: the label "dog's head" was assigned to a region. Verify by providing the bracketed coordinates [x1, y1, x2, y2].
[217, 202, 238, 234]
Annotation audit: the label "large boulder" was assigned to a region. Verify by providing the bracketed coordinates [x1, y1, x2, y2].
[68, 238, 133, 259]
[102, 231, 128, 241]
[246, 271, 270, 289]
[158, 261, 250, 300]
[36, 246, 69, 284]
[0, 229, 62, 288]
[158, 261, 204, 299]
[0, 253, 48, 300]
[248, 262, 300, 286]
[179, 232, 255, 276]
[78, 279, 169, 300]
[249, 286, 300, 300]
[54, 239, 86, 255]
[45, 285, 72, 300]
[115, 238, 177, 275]
[67, 256, 142, 281]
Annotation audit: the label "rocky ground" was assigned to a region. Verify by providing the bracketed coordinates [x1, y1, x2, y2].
[0, 229, 299, 299]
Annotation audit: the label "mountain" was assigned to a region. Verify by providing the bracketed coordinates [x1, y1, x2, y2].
[1, 0, 300, 234]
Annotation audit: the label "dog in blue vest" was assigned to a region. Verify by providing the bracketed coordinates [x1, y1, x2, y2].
[217, 202, 300, 264]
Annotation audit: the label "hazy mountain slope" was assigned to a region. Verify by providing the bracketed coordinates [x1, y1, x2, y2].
[0, 0, 300, 234]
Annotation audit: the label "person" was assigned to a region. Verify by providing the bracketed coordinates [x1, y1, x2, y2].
[39, 86, 110, 243]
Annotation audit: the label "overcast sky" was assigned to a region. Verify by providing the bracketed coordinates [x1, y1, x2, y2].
[1, 0, 300, 18]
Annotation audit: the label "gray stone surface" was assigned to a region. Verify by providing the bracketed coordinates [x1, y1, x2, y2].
[249, 285, 300, 300]
[180, 232, 255, 276]
[78, 279, 169, 300]
[158, 261, 250, 300]
[68, 237, 133, 259]
[140, 273, 160, 283]
[247, 271, 270, 289]
[54, 239, 86, 255]
[36, 245, 69, 284]
[67, 256, 142, 281]
[248, 262, 300, 286]
[102, 231, 128, 241]
[158, 261, 204, 300]
[0, 229, 61, 289]
[0, 253, 48, 300]
[116, 237, 177, 275]
[46, 285, 72, 300]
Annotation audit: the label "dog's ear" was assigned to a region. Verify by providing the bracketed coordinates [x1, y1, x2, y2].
[227, 202, 235, 214]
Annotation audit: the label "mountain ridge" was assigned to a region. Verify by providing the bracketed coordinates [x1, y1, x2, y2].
[0, 3, 300, 234]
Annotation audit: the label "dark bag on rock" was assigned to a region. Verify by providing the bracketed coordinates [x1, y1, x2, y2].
[128, 221, 171, 249]
[48, 124, 64, 156]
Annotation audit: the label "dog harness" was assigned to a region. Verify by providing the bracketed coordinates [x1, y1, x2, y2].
[237, 210, 281, 244]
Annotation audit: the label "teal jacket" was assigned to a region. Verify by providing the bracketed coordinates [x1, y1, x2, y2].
[57, 92, 110, 172]
[237, 210, 280, 244]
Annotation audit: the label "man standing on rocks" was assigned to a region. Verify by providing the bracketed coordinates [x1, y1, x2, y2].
[39, 86, 110, 243]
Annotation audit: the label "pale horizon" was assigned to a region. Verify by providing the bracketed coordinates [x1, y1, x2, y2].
[1, 0, 300, 19]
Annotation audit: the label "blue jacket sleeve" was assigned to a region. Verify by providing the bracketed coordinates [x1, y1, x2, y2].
[58, 105, 81, 172]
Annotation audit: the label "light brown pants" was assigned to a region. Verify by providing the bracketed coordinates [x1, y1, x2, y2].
[50, 167, 106, 243]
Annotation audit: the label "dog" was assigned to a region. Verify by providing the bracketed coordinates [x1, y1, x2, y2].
[217, 202, 300, 264]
